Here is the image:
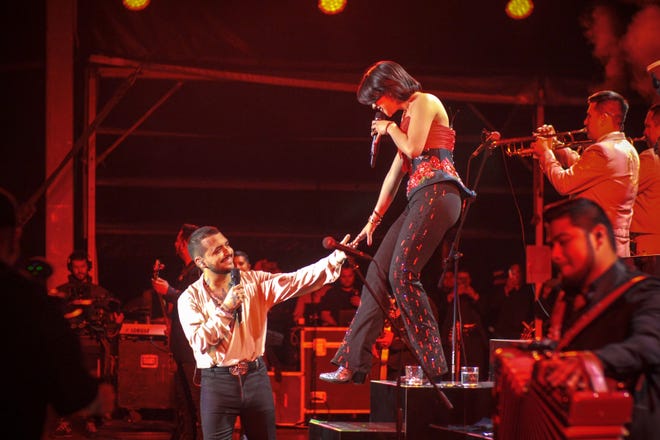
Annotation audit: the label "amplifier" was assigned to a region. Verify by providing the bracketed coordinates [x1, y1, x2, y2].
[269, 371, 304, 426]
[117, 338, 176, 409]
[300, 327, 373, 415]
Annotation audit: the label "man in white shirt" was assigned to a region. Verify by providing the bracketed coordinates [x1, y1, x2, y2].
[178, 226, 346, 440]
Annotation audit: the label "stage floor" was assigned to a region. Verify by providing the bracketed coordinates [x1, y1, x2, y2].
[41, 410, 309, 440]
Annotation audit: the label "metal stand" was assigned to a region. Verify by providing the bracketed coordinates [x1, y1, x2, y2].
[441, 136, 495, 382]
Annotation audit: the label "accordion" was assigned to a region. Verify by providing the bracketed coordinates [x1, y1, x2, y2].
[493, 347, 632, 439]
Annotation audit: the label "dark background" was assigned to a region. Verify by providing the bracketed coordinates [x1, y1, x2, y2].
[2, 0, 658, 305]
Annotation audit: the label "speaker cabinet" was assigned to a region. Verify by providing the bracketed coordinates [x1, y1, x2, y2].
[300, 327, 372, 415]
[117, 336, 176, 409]
[269, 371, 304, 425]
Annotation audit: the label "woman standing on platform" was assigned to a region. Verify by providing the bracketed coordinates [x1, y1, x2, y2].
[319, 60, 475, 384]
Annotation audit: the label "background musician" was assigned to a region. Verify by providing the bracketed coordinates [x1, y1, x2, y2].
[53, 250, 123, 343]
[317, 265, 361, 326]
[541, 198, 660, 439]
[150, 223, 202, 440]
[487, 263, 536, 340]
[532, 90, 639, 257]
[631, 103, 660, 256]
[233, 250, 252, 272]
[51, 250, 123, 436]
[439, 269, 489, 380]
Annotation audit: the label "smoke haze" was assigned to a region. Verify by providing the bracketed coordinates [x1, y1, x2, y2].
[582, 3, 660, 102]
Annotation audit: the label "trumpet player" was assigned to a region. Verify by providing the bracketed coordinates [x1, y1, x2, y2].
[631, 103, 660, 255]
[532, 90, 639, 257]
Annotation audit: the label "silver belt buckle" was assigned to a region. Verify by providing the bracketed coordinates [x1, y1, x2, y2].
[229, 360, 249, 376]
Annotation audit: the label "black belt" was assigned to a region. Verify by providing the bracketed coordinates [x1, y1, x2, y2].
[211, 357, 261, 376]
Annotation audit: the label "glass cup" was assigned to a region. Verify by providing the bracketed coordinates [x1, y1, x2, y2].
[404, 365, 424, 386]
[460, 366, 479, 386]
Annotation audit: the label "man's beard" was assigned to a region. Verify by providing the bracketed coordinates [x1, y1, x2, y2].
[204, 260, 231, 275]
[559, 239, 596, 291]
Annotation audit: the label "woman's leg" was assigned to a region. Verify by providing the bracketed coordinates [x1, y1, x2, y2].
[330, 213, 407, 375]
[389, 183, 461, 379]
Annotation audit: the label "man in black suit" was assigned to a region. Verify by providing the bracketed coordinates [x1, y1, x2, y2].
[541, 198, 660, 439]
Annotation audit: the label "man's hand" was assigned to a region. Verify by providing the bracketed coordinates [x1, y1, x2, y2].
[221, 283, 245, 314]
[151, 277, 170, 295]
[532, 124, 557, 156]
[537, 352, 588, 392]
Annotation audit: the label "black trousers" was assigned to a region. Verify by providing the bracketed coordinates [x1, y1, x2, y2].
[199, 358, 275, 440]
[332, 182, 461, 379]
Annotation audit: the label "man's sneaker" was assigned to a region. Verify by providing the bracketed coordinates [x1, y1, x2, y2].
[53, 418, 73, 437]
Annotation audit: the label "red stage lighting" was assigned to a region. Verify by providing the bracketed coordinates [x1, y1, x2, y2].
[123, 0, 151, 11]
[318, 0, 347, 15]
[505, 0, 534, 20]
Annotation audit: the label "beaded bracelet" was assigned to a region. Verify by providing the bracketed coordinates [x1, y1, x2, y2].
[368, 211, 383, 226]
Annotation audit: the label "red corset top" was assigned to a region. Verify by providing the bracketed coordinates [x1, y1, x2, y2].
[400, 114, 455, 152]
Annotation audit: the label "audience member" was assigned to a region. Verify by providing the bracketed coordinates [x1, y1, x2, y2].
[151, 223, 202, 440]
[0, 187, 112, 440]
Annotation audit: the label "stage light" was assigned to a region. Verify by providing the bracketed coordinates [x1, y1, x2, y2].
[318, 0, 347, 15]
[505, 0, 534, 20]
[123, 0, 150, 11]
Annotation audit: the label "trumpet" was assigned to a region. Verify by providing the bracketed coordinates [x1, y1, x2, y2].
[496, 128, 588, 157]
[498, 129, 646, 158]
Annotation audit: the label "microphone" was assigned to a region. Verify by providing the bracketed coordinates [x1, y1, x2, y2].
[370, 111, 385, 168]
[322, 236, 373, 261]
[230, 268, 242, 323]
[470, 130, 501, 158]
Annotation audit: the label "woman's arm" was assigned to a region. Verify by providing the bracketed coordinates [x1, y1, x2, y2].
[354, 154, 405, 246]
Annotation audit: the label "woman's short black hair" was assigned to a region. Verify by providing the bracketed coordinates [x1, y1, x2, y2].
[356, 60, 421, 106]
